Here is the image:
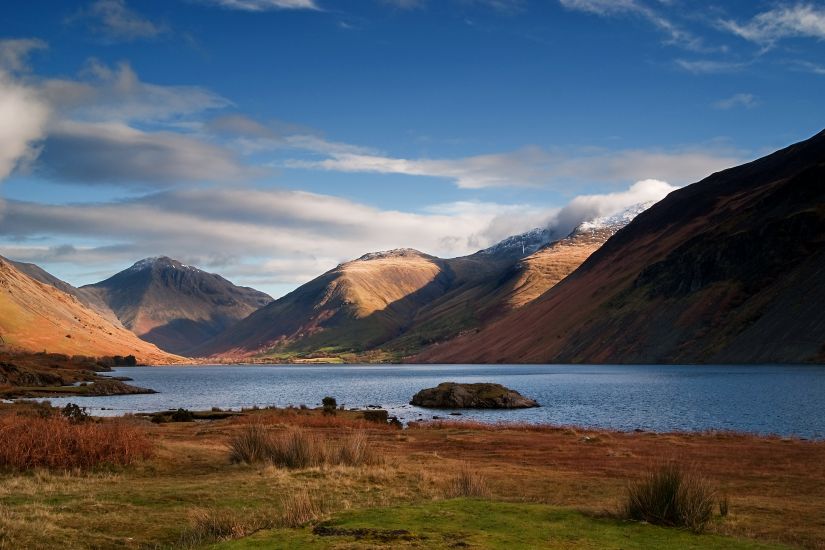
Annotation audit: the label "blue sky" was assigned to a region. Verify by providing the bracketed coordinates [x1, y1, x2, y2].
[1, 0, 824, 297]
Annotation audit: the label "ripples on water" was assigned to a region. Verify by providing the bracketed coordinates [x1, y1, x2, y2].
[38, 364, 825, 438]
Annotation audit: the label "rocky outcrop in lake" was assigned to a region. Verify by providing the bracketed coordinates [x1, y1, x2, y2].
[410, 382, 539, 409]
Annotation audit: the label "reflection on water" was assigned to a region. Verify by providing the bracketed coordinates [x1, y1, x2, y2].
[38, 364, 825, 438]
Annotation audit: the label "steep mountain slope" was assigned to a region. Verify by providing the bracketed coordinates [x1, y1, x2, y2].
[0, 256, 178, 363]
[82, 257, 272, 355]
[195, 249, 458, 358]
[199, 207, 647, 360]
[421, 129, 825, 364]
[9, 260, 121, 324]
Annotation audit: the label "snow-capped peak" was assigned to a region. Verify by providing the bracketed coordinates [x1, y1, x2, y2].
[574, 201, 655, 234]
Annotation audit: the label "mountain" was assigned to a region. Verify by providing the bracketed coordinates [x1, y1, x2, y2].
[198, 206, 647, 360]
[0, 256, 178, 363]
[195, 249, 460, 358]
[8, 259, 122, 325]
[420, 129, 825, 364]
[81, 257, 272, 355]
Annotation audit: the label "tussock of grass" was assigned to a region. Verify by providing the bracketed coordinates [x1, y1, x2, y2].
[178, 507, 278, 548]
[178, 492, 325, 546]
[446, 465, 491, 499]
[229, 425, 380, 469]
[280, 490, 323, 528]
[0, 415, 153, 471]
[623, 463, 715, 533]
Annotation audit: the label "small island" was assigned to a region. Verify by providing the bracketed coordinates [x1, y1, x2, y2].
[410, 382, 539, 409]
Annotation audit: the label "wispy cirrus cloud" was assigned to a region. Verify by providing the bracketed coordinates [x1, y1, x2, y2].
[713, 93, 758, 110]
[70, 0, 167, 42]
[720, 3, 825, 46]
[196, 0, 321, 11]
[559, 0, 706, 51]
[284, 145, 742, 189]
[675, 58, 747, 74]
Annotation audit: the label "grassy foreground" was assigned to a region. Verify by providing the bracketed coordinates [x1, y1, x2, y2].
[0, 405, 823, 549]
[214, 499, 785, 550]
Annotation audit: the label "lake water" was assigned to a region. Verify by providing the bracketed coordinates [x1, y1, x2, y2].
[38, 364, 825, 439]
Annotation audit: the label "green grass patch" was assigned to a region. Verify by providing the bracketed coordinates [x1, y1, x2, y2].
[211, 499, 788, 550]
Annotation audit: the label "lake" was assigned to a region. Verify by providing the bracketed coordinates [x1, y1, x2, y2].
[38, 364, 825, 438]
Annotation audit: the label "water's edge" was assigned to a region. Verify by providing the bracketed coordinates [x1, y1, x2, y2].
[28, 364, 825, 439]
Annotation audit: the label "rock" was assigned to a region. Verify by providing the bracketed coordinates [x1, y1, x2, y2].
[410, 382, 539, 409]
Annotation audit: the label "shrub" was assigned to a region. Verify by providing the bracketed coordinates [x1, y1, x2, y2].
[61, 403, 90, 424]
[322, 397, 337, 416]
[363, 410, 389, 424]
[446, 465, 491, 499]
[0, 415, 153, 471]
[623, 463, 715, 533]
[171, 408, 195, 422]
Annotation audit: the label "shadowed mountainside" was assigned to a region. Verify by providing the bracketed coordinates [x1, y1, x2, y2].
[0, 256, 179, 364]
[420, 129, 825, 364]
[80, 257, 272, 356]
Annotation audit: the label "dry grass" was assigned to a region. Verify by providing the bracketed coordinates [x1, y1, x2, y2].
[623, 463, 716, 533]
[445, 465, 492, 499]
[0, 415, 153, 471]
[178, 491, 325, 546]
[1, 407, 824, 548]
[229, 425, 380, 468]
[280, 490, 323, 528]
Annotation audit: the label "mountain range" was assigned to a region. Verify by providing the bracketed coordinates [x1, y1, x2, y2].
[420, 129, 825, 364]
[0, 256, 178, 364]
[2, 130, 823, 364]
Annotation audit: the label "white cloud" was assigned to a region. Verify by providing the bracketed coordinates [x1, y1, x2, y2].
[0, 39, 47, 72]
[713, 93, 758, 110]
[0, 49, 247, 187]
[75, 0, 166, 42]
[0, 181, 674, 293]
[675, 58, 746, 74]
[197, 0, 320, 11]
[286, 146, 741, 189]
[552, 179, 676, 234]
[44, 60, 232, 123]
[0, 47, 50, 191]
[721, 4, 825, 46]
[37, 120, 255, 185]
[559, 0, 705, 51]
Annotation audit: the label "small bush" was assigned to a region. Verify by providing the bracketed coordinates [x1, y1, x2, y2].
[270, 428, 325, 469]
[363, 410, 389, 424]
[171, 408, 195, 422]
[623, 463, 715, 533]
[447, 466, 491, 499]
[0, 415, 153, 471]
[322, 396, 337, 416]
[61, 403, 90, 424]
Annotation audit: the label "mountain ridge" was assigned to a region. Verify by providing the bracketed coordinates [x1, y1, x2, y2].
[419, 129, 825, 364]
